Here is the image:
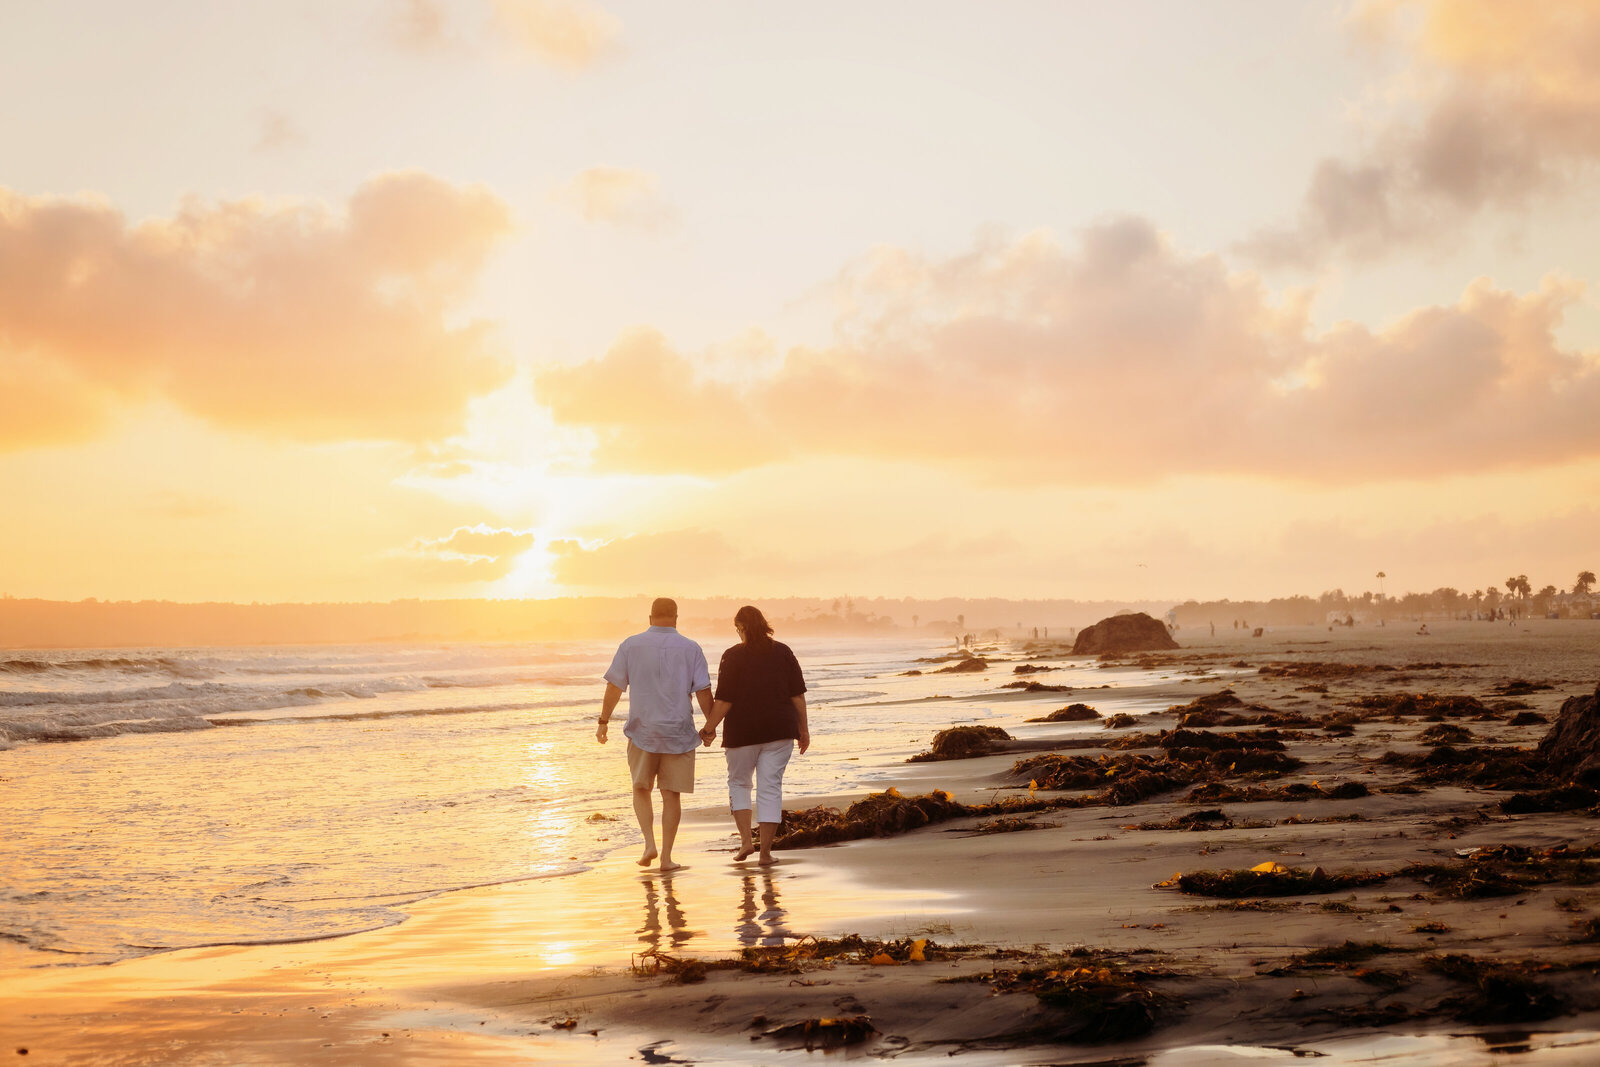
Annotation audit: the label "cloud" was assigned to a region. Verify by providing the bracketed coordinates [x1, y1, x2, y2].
[537, 326, 781, 473]
[402, 523, 536, 582]
[0, 172, 514, 449]
[536, 218, 1600, 484]
[490, 0, 620, 68]
[1244, 0, 1600, 266]
[389, 0, 620, 68]
[0, 350, 114, 449]
[555, 167, 674, 230]
[550, 529, 741, 591]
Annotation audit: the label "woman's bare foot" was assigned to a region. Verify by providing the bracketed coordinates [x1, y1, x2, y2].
[637, 848, 658, 867]
[659, 859, 684, 873]
[758, 853, 778, 866]
[733, 841, 756, 862]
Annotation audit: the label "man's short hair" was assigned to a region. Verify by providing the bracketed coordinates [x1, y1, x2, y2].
[650, 597, 678, 619]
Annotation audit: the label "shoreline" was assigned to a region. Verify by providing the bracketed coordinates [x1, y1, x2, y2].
[7, 621, 1600, 1063]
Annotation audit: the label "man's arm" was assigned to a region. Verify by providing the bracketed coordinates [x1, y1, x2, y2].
[596, 682, 623, 744]
[699, 697, 731, 745]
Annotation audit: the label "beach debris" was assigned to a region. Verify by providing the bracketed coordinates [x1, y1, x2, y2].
[1102, 713, 1141, 729]
[1174, 865, 1390, 897]
[1072, 613, 1178, 655]
[1167, 690, 1267, 728]
[909, 725, 1011, 761]
[1185, 780, 1368, 803]
[950, 951, 1175, 1043]
[1424, 954, 1566, 1023]
[1132, 809, 1232, 832]
[934, 656, 988, 673]
[1499, 786, 1600, 814]
[1379, 745, 1543, 789]
[1014, 664, 1058, 674]
[1346, 692, 1490, 719]
[759, 1015, 877, 1049]
[1418, 723, 1475, 745]
[1401, 843, 1600, 900]
[1508, 711, 1548, 726]
[1026, 703, 1100, 723]
[963, 815, 1050, 835]
[1495, 680, 1555, 696]
[631, 948, 710, 983]
[550, 1018, 578, 1029]
[1001, 680, 1074, 692]
[777, 788, 1080, 849]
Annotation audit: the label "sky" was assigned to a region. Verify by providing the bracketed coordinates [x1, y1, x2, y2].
[2, 0, 1599, 605]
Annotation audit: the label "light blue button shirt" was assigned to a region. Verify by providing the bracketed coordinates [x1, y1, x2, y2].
[604, 626, 711, 754]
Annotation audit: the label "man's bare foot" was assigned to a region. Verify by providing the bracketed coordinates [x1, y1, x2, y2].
[758, 854, 778, 866]
[733, 843, 756, 862]
[637, 848, 658, 867]
[659, 859, 684, 873]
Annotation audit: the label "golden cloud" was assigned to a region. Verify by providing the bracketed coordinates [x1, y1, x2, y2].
[402, 523, 536, 582]
[537, 219, 1600, 483]
[1247, 0, 1600, 264]
[392, 0, 620, 68]
[491, 0, 620, 68]
[0, 172, 514, 449]
[555, 167, 674, 230]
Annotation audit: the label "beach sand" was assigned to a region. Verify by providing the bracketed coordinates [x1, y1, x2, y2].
[7, 620, 1600, 1064]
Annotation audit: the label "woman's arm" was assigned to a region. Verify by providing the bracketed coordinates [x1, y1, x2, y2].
[792, 694, 809, 754]
[700, 699, 733, 744]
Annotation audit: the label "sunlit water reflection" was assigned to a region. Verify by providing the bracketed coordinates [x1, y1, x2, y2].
[2, 636, 1130, 969]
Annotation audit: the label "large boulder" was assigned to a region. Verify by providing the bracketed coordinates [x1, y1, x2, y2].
[1072, 612, 1178, 655]
[1536, 682, 1600, 787]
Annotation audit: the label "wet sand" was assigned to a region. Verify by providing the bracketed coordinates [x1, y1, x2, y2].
[7, 620, 1600, 1064]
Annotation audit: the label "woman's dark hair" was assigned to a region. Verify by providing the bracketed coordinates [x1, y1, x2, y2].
[734, 604, 774, 649]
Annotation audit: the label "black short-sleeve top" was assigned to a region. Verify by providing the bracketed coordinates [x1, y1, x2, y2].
[714, 640, 807, 748]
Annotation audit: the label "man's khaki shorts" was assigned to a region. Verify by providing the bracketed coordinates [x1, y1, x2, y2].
[627, 741, 695, 793]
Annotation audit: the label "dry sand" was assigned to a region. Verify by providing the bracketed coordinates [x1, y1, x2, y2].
[7, 620, 1600, 1064]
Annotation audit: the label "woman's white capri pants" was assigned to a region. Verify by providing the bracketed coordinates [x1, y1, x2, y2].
[725, 739, 795, 824]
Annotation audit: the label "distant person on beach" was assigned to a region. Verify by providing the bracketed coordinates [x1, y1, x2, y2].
[597, 597, 712, 872]
[699, 605, 810, 866]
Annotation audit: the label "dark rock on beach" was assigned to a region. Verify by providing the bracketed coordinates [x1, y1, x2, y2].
[1536, 682, 1600, 787]
[1072, 613, 1178, 655]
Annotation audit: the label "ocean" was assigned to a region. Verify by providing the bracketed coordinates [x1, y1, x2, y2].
[0, 636, 1138, 971]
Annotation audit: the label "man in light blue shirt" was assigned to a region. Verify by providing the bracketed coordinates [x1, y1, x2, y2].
[597, 597, 712, 871]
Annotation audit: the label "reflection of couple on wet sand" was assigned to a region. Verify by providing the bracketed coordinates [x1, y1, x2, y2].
[597, 598, 810, 870]
[637, 868, 793, 952]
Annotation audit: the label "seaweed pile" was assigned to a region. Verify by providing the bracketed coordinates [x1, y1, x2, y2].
[775, 787, 1098, 849]
[1399, 843, 1600, 899]
[1026, 703, 1100, 723]
[1171, 864, 1390, 897]
[909, 725, 1012, 761]
[942, 949, 1178, 1043]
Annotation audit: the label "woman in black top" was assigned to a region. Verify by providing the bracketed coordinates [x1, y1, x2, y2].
[699, 605, 809, 864]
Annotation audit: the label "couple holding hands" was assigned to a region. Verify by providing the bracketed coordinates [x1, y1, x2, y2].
[596, 598, 810, 870]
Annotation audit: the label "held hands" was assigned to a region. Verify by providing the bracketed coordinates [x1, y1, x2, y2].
[698, 725, 716, 747]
